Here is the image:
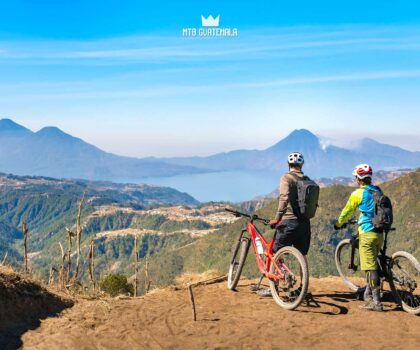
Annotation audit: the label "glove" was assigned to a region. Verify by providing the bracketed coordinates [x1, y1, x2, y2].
[334, 221, 347, 230]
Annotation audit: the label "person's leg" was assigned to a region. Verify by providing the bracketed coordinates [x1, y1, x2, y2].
[370, 233, 384, 307]
[298, 219, 313, 298]
[272, 220, 298, 253]
[260, 220, 298, 297]
[363, 283, 372, 302]
[359, 232, 383, 311]
[367, 270, 381, 306]
[282, 219, 312, 299]
[293, 219, 311, 256]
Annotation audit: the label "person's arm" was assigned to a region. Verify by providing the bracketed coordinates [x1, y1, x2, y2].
[275, 175, 290, 221]
[335, 190, 362, 228]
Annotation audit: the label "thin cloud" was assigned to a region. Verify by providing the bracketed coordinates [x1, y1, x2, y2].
[234, 70, 420, 89]
[0, 25, 419, 64]
[3, 69, 420, 101]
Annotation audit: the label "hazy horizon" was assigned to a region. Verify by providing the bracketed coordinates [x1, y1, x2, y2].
[2, 118, 419, 160]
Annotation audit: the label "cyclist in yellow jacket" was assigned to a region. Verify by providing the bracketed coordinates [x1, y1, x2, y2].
[334, 164, 384, 312]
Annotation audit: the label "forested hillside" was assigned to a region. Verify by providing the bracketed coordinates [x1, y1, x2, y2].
[0, 173, 198, 269]
[1, 171, 418, 292]
[29, 203, 232, 290]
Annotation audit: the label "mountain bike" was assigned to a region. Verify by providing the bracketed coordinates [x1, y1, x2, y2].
[335, 219, 420, 315]
[225, 208, 309, 310]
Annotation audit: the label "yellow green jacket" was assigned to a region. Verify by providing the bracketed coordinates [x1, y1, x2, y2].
[336, 184, 382, 234]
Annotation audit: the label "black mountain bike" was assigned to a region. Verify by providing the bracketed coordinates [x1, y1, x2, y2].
[335, 219, 420, 315]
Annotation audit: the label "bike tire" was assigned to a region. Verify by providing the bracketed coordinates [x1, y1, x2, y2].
[335, 239, 365, 292]
[269, 246, 309, 310]
[389, 251, 420, 315]
[227, 237, 250, 290]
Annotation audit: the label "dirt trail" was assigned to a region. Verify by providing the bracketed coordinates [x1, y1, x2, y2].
[21, 277, 419, 350]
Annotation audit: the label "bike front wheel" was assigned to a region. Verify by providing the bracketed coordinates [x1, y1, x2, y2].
[335, 239, 365, 292]
[269, 246, 309, 310]
[389, 251, 420, 315]
[227, 236, 250, 290]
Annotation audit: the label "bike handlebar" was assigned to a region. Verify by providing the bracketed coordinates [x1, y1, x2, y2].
[225, 208, 250, 218]
[334, 218, 357, 230]
[225, 208, 271, 225]
[335, 217, 396, 231]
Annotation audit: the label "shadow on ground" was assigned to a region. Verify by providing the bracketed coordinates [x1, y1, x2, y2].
[0, 269, 73, 350]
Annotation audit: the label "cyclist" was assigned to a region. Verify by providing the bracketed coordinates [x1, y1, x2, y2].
[269, 152, 311, 256]
[257, 152, 312, 297]
[334, 164, 384, 312]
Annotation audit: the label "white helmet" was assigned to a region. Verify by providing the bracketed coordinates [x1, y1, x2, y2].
[287, 152, 304, 165]
[352, 164, 373, 179]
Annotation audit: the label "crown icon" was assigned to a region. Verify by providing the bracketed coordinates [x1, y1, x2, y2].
[201, 15, 220, 27]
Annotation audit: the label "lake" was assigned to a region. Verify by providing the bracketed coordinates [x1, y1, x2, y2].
[121, 171, 281, 203]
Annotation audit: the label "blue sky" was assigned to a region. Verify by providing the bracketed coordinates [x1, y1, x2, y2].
[0, 1, 419, 156]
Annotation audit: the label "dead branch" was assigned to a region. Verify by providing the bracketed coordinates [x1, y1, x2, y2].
[184, 276, 227, 322]
[75, 191, 86, 279]
[144, 256, 150, 294]
[175, 274, 228, 291]
[88, 238, 95, 290]
[187, 284, 197, 321]
[1, 251, 8, 266]
[133, 234, 139, 297]
[48, 266, 58, 285]
[48, 267, 53, 284]
[65, 227, 75, 282]
[22, 220, 29, 274]
[58, 242, 66, 289]
[190, 274, 228, 287]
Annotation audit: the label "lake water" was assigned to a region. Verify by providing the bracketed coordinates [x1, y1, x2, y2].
[122, 171, 281, 203]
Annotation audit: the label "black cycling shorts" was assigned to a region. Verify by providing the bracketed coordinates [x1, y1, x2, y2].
[273, 219, 311, 255]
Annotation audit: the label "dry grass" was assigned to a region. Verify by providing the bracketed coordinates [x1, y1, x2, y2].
[0, 265, 15, 275]
[175, 270, 222, 286]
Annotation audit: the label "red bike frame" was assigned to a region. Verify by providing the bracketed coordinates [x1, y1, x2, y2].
[247, 221, 292, 282]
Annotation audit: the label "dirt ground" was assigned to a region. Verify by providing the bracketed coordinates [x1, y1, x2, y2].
[0, 267, 72, 350]
[19, 277, 420, 350]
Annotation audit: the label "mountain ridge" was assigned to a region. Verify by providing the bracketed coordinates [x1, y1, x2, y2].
[0, 119, 419, 180]
[0, 119, 207, 180]
[162, 129, 420, 177]
[0, 118, 33, 135]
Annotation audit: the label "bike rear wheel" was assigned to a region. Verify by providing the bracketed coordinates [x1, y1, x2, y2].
[227, 236, 250, 290]
[389, 251, 420, 315]
[269, 246, 308, 310]
[335, 239, 365, 292]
